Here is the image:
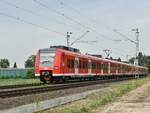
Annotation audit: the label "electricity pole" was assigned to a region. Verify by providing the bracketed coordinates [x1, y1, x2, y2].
[132, 28, 139, 65]
[66, 32, 72, 47]
[113, 29, 140, 65]
[70, 30, 90, 46]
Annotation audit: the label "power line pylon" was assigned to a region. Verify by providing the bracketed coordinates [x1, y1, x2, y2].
[132, 28, 140, 65]
[103, 49, 112, 58]
[66, 32, 72, 47]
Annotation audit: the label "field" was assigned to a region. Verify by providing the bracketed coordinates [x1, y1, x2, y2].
[37, 76, 150, 113]
[0, 78, 42, 86]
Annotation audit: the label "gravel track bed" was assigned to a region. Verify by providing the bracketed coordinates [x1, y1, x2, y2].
[0, 83, 111, 110]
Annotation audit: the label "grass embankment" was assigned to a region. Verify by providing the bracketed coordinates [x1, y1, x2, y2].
[38, 76, 150, 113]
[0, 79, 42, 86]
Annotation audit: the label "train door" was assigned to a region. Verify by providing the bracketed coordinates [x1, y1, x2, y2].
[75, 57, 79, 75]
[88, 59, 92, 75]
[61, 53, 65, 74]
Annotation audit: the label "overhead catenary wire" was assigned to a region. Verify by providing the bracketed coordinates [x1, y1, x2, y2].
[113, 29, 136, 44]
[70, 30, 90, 46]
[33, 0, 130, 56]
[55, 0, 126, 40]
[0, 0, 130, 59]
[32, 0, 114, 41]
[32, 0, 87, 29]
[0, 0, 82, 31]
[56, 0, 98, 30]
[55, 0, 133, 54]
[0, 12, 65, 36]
[0, 0, 41, 17]
[33, 0, 132, 55]
[0, 13, 126, 59]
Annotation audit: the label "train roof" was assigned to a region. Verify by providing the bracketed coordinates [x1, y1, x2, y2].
[50, 45, 80, 53]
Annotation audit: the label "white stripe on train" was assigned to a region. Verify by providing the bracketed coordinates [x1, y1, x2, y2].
[35, 73, 146, 77]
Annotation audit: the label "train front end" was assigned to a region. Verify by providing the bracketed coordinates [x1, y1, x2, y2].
[35, 48, 56, 83]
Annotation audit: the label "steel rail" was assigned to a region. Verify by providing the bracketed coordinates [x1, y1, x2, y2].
[0, 77, 139, 98]
[0, 83, 44, 89]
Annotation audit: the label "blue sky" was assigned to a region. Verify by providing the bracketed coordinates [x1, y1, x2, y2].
[0, 0, 149, 67]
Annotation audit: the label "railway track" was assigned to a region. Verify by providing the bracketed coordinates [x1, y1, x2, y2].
[0, 77, 137, 98]
[0, 83, 44, 90]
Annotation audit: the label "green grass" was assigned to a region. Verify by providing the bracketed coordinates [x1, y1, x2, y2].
[0, 78, 42, 86]
[37, 76, 150, 113]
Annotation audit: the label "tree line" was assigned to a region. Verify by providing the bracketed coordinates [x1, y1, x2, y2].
[0, 55, 35, 68]
[129, 52, 150, 73]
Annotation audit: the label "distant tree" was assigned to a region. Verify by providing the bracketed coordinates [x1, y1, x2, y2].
[13, 62, 17, 68]
[129, 57, 135, 64]
[129, 52, 150, 73]
[25, 55, 36, 68]
[138, 52, 145, 66]
[110, 57, 113, 60]
[0, 59, 10, 68]
[117, 57, 121, 62]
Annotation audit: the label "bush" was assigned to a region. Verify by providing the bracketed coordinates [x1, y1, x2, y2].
[26, 69, 36, 79]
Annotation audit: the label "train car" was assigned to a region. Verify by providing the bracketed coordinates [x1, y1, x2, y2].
[35, 45, 148, 83]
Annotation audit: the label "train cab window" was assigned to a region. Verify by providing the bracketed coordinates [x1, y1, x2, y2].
[39, 48, 56, 67]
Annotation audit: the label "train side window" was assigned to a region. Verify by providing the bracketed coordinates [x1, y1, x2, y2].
[82, 61, 84, 69]
[98, 63, 101, 70]
[75, 60, 78, 68]
[71, 59, 74, 68]
[92, 62, 96, 69]
[83, 61, 86, 69]
[85, 61, 88, 69]
[103, 63, 108, 70]
[79, 60, 81, 68]
[88, 61, 92, 69]
[67, 59, 73, 68]
[81, 61, 83, 69]
[67, 59, 70, 68]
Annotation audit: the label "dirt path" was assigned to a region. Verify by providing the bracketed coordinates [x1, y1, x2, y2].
[93, 81, 150, 113]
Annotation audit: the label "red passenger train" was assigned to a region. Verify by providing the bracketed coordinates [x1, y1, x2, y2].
[35, 46, 148, 83]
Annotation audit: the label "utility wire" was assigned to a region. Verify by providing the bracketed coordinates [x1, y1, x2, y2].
[33, 0, 130, 56]
[55, 0, 132, 54]
[0, 0, 40, 17]
[0, 0, 82, 31]
[32, 0, 114, 41]
[113, 29, 136, 44]
[70, 30, 90, 46]
[56, 0, 125, 40]
[56, 0, 98, 29]
[55, 0, 129, 56]
[57, 0, 138, 56]
[0, 0, 129, 58]
[32, 0, 87, 28]
[0, 12, 65, 36]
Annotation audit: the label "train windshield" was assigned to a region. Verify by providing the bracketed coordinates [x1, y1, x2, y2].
[40, 49, 56, 67]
